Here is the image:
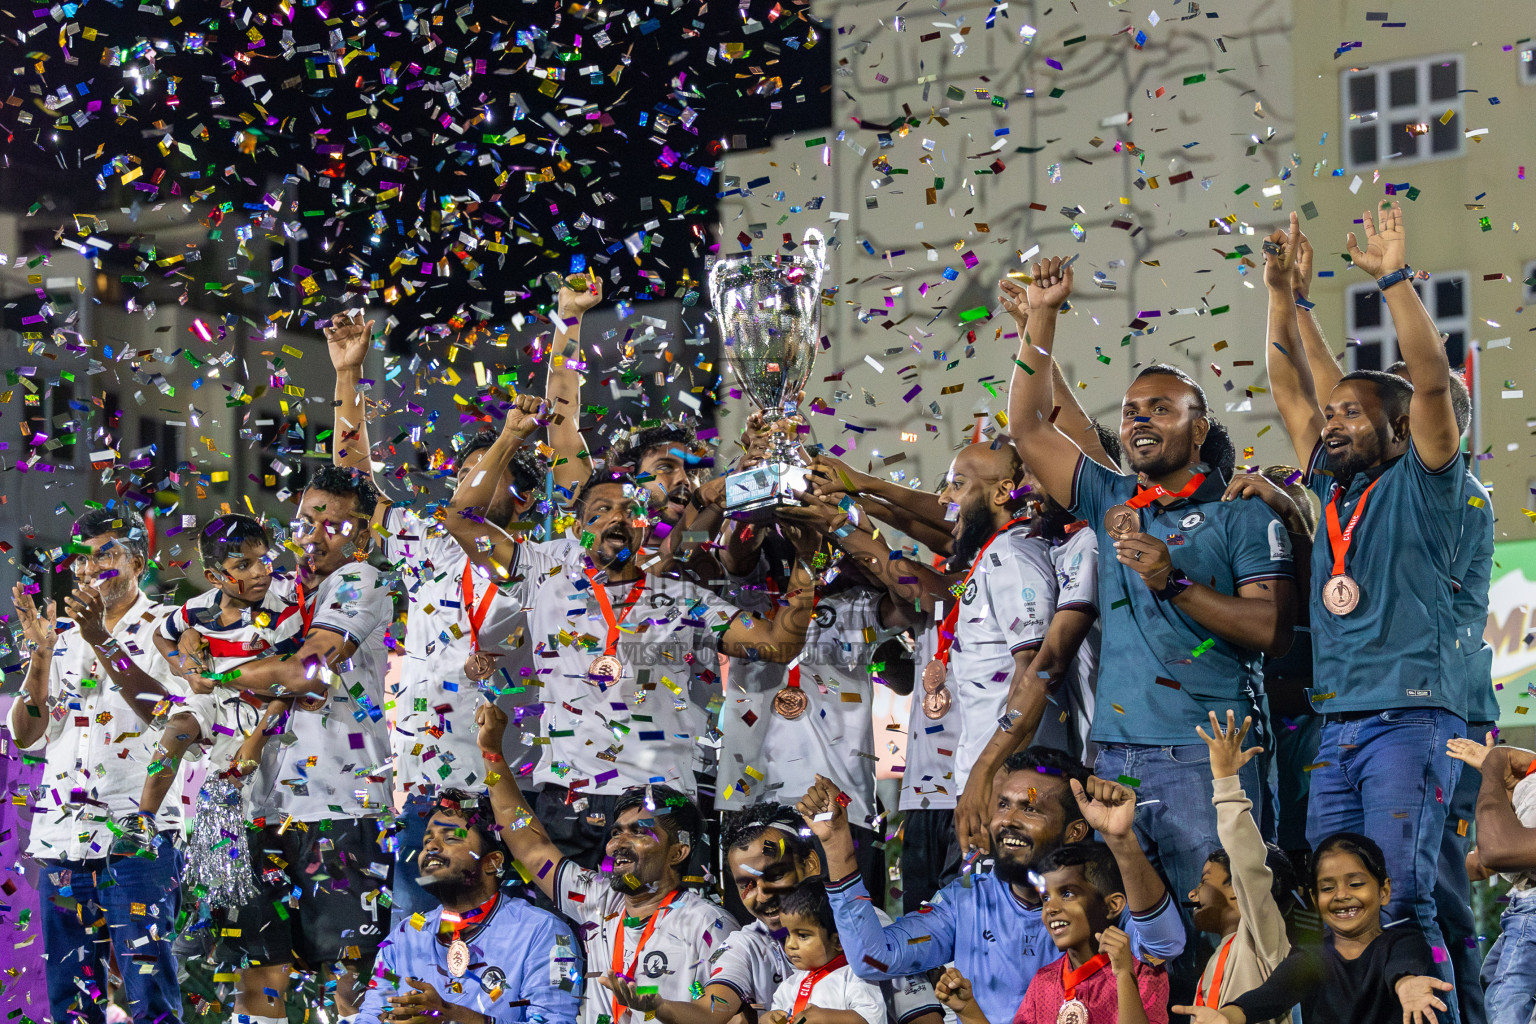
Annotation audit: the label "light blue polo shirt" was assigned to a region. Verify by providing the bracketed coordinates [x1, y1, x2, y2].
[1069, 456, 1295, 745]
[1454, 470, 1495, 723]
[1304, 442, 1467, 716]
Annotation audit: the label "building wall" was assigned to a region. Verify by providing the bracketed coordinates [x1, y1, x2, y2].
[720, 0, 1296, 528]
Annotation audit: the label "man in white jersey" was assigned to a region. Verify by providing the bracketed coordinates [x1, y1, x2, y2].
[10, 508, 188, 1024]
[515, 466, 823, 866]
[477, 704, 737, 1024]
[325, 295, 597, 925]
[186, 465, 395, 1024]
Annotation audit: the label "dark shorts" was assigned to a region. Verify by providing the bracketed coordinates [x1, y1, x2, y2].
[212, 818, 392, 968]
[899, 807, 961, 913]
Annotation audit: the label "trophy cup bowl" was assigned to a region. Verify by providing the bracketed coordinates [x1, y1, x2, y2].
[708, 228, 828, 520]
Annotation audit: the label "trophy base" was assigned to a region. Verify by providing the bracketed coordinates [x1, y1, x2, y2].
[724, 462, 809, 521]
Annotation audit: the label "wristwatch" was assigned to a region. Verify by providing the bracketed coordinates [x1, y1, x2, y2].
[1375, 265, 1414, 292]
[1153, 572, 1192, 602]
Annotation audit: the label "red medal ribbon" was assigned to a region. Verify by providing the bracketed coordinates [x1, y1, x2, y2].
[295, 580, 317, 636]
[1126, 470, 1208, 510]
[611, 890, 680, 1024]
[585, 569, 647, 657]
[786, 589, 822, 690]
[1061, 952, 1112, 1001]
[1325, 477, 1384, 579]
[791, 953, 849, 1016]
[933, 516, 1032, 667]
[1195, 934, 1235, 1007]
[460, 566, 499, 654]
[442, 892, 501, 942]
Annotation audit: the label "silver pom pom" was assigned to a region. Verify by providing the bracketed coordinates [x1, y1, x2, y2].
[183, 777, 259, 909]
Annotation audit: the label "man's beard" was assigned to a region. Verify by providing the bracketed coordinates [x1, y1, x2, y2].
[1328, 433, 1384, 493]
[990, 828, 1061, 888]
[418, 868, 485, 906]
[1126, 437, 1194, 479]
[948, 500, 996, 570]
[93, 574, 137, 608]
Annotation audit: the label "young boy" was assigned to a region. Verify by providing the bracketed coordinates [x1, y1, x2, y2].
[936, 843, 1168, 1024]
[1186, 711, 1299, 1021]
[136, 514, 303, 827]
[766, 883, 887, 1024]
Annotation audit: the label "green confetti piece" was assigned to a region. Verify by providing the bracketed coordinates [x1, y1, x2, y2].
[1233, 183, 1250, 195]
[1191, 638, 1215, 657]
[1183, 73, 1206, 84]
[1117, 774, 1142, 788]
[959, 306, 990, 322]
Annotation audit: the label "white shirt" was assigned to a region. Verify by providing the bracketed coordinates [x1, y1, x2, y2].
[1050, 527, 1101, 757]
[385, 507, 573, 793]
[943, 527, 1055, 792]
[246, 563, 394, 821]
[718, 585, 898, 827]
[553, 860, 739, 1024]
[523, 566, 738, 796]
[709, 918, 938, 1024]
[21, 590, 188, 860]
[1509, 774, 1536, 891]
[770, 964, 886, 1024]
[898, 619, 957, 812]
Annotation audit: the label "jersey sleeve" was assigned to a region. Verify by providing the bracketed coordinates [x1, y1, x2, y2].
[1054, 532, 1099, 616]
[552, 857, 606, 924]
[707, 928, 777, 1007]
[1226, 498, 1295, 587]
[827, 870, 957, 979]
[1227, 948, 1321, 1022]
[1406, 440, 1471, 512]
[310, 563, 392, 647]
[982, 538, 1057, 654]
[1068, 453, 1124, 523]
[1122, 891, 1187, 965]
[513, 910, 583, 1024]
[883, 970, 943, 1024]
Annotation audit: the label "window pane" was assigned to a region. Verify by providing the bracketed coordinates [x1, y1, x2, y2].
[1443, 331, 1465, 369]
[1430, 117, 1459, 154]
[1348, 73, 1377, 114]
[1351, 288, 1383, 330]
[1350, 126, 1379, 166]
[1435, 278, 1465, 318]
[1429, 61, 1459, 101]
[1388, 67, 1418, 107]
[1389, 120, 1419, 159]
[1355, 342, 1383, 372]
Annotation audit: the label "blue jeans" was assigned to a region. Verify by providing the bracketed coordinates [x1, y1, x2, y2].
[1482, 887, 1536, 1024]
[1436, 721, 1491, 1024]
[1307, 709, 1466, 1024]
[37, 840, 186, 1024]
[388, 791, 438, 930]
[1094, 742, 1267, 1000]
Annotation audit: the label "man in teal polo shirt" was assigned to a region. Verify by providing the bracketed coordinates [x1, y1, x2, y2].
[1262, 203, 1474, 1019]
[1002, 257, 1297, 979]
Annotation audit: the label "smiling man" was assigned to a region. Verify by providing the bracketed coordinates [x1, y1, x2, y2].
[477, 704, 737, 1024]
[1003, 257, 1296, 964]
[355, 790, 581, 1024]
[800, 749, 1185, 1024]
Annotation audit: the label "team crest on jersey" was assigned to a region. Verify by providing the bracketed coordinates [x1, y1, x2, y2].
[481, 967, 507, 993]
[1179, 510, 1205, 530]
[650, 593, 676, 608]
[962, 580, 979, 604]
[812, 605, 838, 630]
[643, 950, 669, 978]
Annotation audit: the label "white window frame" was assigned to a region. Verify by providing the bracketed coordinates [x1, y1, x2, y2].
[1341, 53, 1466, 172]
[1344, 271, 1471, 372]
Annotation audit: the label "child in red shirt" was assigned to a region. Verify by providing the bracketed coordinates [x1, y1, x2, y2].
[937, 842, 1168, 1024]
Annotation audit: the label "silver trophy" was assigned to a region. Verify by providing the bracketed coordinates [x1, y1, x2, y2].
[709, 228, 828, 519]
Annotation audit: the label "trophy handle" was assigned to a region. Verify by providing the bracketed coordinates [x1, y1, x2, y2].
[801, 228, 827, 270]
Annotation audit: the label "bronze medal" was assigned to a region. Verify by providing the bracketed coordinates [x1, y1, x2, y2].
[921, 658, 947, 693]
[1056, 998, 1089, 1024]
[922, 687, 952, 720]
[1103, 503, 1139, 541]
[588, 654, 623, 686]
[773, 687, 809, 720]
[463, 651, 498, 682]
[446, 937, 471, 978]
[1322, 573, 1361, 616]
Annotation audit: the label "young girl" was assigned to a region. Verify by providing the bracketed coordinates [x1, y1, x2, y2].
[764, 883, 886, 1024]
[936, 842, 1168, 1024]
[1173, 832, 1453, 1024]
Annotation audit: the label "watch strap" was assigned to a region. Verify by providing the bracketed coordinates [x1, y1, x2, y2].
[1375, 265, 1414, 292]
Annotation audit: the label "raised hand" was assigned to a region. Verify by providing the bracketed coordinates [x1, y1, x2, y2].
[1025, 257, 1073, 312]
[1292, 219, 1315, 300]
[997, 277, 1030, 333]
[1070, 775, 1137, 841]
[599, 973, 663, 1014]
[1346, 201, 1407, 279]
[1261, 219, 1295, 293]
[805, 453, 868, 498]
[1098, 925, 1136, 975]
[934, 968, 975, 1014]
[323, 308, 374, 372]
[1195, 710, 1264, 780]
[557, 272, 604, 321]
[63, 584, 110, 647]
[477, 702, 509, 755]
[795, 773, 850, 844]
[505, 392, 550, 438]
[1394, 974, 1453, 1024]
[12, 582, 57, 652]
[954, 773, 995, 855]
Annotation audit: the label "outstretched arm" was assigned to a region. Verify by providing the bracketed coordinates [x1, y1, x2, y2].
[1348, 201, 1460, 469]
[325, 309, 382, 488]
[718, 527, 822, 663]
[545, 274, 603, 498]
[1049, 358, 1118, 471]
[8, 584, 56, 749]
[477, 703, 565, 902]
[444, 394, 549, 579]
[804, 454, 955, 545]
[1002, 258, 1095, 509]
[1263, 214, 1326, 469]
[207, 627, 355, 699]
[1289, 227, 1345, 402]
